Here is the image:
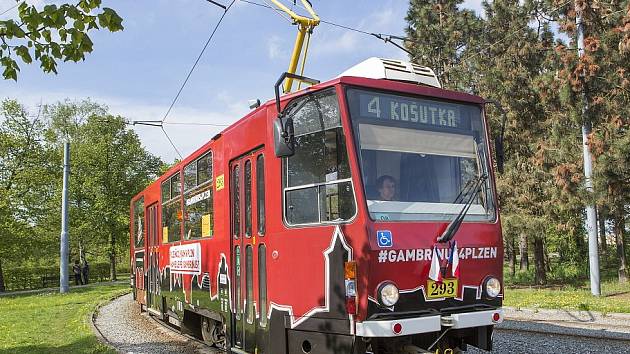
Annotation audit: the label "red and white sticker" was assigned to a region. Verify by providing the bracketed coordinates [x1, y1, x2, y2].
[170, 243, 202, 274]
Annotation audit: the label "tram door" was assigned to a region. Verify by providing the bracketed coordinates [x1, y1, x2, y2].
[230, 149, 265, 353]
[146, 203, 161, 313]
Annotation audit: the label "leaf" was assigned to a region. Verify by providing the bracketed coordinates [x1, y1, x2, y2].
[1, 59, 19, 81]
[73, 20, 85, 31]
[14, 46, 32, 64]
[42, 29, 52, 43]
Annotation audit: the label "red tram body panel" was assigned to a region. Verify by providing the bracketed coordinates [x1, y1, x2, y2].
[130, 60, 504, 353]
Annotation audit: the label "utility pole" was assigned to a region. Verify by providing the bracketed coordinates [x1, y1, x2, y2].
[576, 7, 600, 296]
[60, 142, 70, 293]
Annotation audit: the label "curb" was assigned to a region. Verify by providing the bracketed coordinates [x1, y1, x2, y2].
[90, 291, 132, 354]
[503, 306, 630, 324]
[500, 306, 630, 342]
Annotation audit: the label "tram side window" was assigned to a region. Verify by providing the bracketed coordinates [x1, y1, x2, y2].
[232, 165, 240, 237]
[283, 89, 356, 225]
[133, 197, 145, 248]
[258, 244, 267, 326]
[162, 172, 182, 243]
[245, 245, 254, 324]
[256, 155, 265, 235]
[245, 160, 252, 237]
[184, 152, 214, 239]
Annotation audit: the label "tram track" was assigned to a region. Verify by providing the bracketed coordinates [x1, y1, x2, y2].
[146, 312, 226, 354]
[95, 294, 630, 354]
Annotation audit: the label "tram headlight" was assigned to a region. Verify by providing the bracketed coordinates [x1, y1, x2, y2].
[484, 277, 501, 298]
[378, 282, 399, 307]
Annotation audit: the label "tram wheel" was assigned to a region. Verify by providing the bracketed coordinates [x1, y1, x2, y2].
[200, 317, 225, 348]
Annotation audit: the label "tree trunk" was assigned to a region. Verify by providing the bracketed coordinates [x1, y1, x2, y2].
[519, 233, 529, 270]
[544, 244, 552, 272]
[109, 230, 117, 281]
[79, 240, 84, 263]
[533, 237, 546, 285]
[509, 235, 516, 277]
[599, 208, 607, 253]
[613, 212, 628, 283]
[0, 258, 5, 293]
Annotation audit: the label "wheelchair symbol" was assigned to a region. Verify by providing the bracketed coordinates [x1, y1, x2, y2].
[377, 230, 393, 248]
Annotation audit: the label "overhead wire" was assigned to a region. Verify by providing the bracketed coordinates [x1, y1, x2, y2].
[161, 126, 184, 159]
[0, 2, 19, 17]
[150, 0, 237, 159]
[161, 0, 236, 124]
[238, 0, 422, 55]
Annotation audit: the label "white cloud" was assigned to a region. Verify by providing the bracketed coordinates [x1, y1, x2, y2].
[0, 87, 244, 163]
[309, 0, 408, 59]
[266, 35, 288, 60]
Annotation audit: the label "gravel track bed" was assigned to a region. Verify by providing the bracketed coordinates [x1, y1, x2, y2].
[94, 293, 219, 354]
[95, 294, 630, 353]
[466, 325, 630, 354]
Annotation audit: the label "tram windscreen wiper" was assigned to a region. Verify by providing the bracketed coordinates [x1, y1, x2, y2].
[436, 174, 488, 243]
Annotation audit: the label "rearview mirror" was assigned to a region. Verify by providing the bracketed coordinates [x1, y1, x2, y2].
[273, 117, 295, 158]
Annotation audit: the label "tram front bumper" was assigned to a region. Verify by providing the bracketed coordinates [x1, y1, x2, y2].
[355, 309, 503, 337]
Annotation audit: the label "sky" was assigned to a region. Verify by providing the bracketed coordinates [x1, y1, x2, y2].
[0, 0, 485, 162]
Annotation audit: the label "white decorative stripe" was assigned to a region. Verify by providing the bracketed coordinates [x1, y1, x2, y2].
[268, 226, 353, 329]
[356, 315, 441, 337]
[449, 309, 503, 329]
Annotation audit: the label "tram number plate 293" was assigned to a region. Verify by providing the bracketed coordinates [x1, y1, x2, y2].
[426, 279, 458, 299]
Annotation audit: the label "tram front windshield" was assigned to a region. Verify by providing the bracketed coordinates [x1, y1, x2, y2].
[346, 88, 495, 222]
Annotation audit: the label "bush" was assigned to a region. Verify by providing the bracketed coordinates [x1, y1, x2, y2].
[3, 263, 130, 291]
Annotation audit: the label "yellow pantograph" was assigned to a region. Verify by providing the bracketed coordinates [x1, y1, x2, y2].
[268, 0, 320, 93]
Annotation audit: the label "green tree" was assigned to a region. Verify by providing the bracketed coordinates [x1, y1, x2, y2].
[0, 0, 123, 80]
[0, 99, 53, 291]
[44, 101, 162, 280]
[405, 0, 482, 90]
[550, 0, 630, 283]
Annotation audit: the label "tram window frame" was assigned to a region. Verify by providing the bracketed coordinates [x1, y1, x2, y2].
[281, 88, 357, 226]
[183, 151, 214, 239]
[244, 160, 252, 237]
[245, 245, 254, 324]
[161, 171, 183, 243]
[258, 244, 267, 327]
[256, 155, 265, 236]
[235, 245, 241, 320]
[132, 197, 145, 248]
[232, 165, 241, 237]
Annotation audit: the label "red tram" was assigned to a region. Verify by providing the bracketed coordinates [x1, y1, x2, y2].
[130, 58, 505, 353]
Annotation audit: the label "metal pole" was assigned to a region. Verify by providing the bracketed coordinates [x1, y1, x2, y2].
[60, 142, 70, 293]
[576, 9, 600, 296]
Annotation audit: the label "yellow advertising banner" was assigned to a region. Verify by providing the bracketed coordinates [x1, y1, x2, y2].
[162, 226, 169, 244]
[202, 214, 212, 237]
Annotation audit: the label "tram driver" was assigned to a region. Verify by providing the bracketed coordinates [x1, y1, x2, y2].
[376, 175, 397, 201]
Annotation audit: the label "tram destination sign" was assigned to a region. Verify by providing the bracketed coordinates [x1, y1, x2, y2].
[356, 91, 470, 130]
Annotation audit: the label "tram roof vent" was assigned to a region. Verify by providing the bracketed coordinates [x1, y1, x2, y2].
[338, 57, 441, 89]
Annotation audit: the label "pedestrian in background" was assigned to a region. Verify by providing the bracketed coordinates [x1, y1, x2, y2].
[82, 260, 90, 285]
[72, 260, 83, 285]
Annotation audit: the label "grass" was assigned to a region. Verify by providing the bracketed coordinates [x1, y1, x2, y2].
[504, 280, 630, 314]
[0, 284, 130, 354]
